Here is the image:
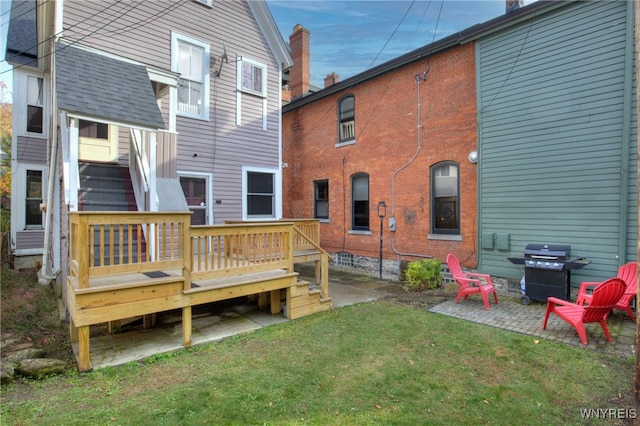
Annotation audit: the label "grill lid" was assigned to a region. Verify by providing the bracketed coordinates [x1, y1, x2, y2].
[524, 243, 571, 260]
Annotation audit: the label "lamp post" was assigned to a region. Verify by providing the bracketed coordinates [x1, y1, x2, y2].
[377, 201, 387, 281]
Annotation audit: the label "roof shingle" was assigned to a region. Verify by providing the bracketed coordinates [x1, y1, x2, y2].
[55, 43, 165, 130]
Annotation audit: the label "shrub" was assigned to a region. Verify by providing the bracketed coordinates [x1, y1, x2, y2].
[402, 258, 443, 292]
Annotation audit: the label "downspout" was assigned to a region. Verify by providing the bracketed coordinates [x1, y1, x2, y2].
[617, 0, 634, 264]
[38, 1, 62, 285]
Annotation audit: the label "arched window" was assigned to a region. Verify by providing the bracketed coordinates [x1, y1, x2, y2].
[431, 162, 459, 234]
[338, 95, 355, 143]
[351, 173, 369, 230]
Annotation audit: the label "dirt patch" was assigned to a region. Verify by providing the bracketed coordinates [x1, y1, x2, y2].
[376, 281, 458, 309]
[1, 268, 75, 366]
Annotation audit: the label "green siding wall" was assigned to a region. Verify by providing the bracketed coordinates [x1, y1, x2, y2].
[476, 1, 637, 286]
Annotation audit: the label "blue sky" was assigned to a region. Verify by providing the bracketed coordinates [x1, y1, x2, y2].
[266, 0, 534, 88]
[0, 0, 535, 101]
[0, 0, 12, 101]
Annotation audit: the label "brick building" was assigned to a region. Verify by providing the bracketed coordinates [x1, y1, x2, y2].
[283, 0, 638, 288]
[282, 25, 479, 279]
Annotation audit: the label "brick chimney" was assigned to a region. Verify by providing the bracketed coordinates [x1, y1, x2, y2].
[289, 24, 310, 99]
[324, 72, 339, 88]
[505, 0, 523, 13]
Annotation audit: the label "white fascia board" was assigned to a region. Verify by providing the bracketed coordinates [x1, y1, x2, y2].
[247, 0, 294, 69]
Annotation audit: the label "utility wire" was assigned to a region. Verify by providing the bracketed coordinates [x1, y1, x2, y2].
[408, 1, 432, 50]
[478, 19, 534, 112]
[2, 0, 189, 74]
[66, 0, 187, 41]
[367, 0, 416, 69]
[0, 0, 46, 21]
[1, 0, 128, 71]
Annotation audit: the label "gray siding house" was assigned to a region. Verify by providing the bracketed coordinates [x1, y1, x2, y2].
[474, 0, 637, 285]
[6, 0, 293, 286]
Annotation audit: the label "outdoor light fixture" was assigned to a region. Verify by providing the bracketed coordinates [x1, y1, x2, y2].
[377, 201, 387, 219]
[378, 201, 387, 281]
[468, 151, 479, 164]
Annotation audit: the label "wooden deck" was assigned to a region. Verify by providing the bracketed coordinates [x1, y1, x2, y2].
[67, 213, 331, 371]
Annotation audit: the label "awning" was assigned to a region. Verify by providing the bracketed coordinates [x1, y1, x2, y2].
[55, 43, 165, 130]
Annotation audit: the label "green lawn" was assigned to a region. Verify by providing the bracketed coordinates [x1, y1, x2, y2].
[0, 301, 635, 425]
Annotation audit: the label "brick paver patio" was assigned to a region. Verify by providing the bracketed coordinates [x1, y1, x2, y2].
[428, 294, 636, 359]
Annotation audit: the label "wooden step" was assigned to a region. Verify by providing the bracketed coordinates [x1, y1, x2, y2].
[285, 280, 332, 319]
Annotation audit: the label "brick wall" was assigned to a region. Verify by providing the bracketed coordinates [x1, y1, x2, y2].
[283, 43, 479, 278]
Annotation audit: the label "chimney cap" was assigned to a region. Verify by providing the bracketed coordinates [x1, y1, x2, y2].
[292, 24, 309, 32]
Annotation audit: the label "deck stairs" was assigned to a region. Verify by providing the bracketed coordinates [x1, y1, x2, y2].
[78, 162, 144, 265]
[78, 162, 136, 212]
[286, 279, 332, 319]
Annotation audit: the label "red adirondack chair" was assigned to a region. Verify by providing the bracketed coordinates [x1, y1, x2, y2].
[542, 277, 626, 345]
[575, 262, 637, 321]
[446, 253, 499, 311]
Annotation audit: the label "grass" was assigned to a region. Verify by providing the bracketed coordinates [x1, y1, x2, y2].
[0, 268, 635, 425]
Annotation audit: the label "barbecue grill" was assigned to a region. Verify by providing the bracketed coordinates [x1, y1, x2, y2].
[507, 244, 590, 304]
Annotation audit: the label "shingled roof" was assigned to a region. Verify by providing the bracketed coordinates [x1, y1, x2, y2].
[5, 0, 38, 67]
[55, 43, 165, 130]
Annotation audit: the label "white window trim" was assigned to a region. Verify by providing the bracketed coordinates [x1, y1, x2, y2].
[237, 57, 267, 98]
[193, 0, 212, 6]
[177, 170, 214, 225]
[14, 71, 49, 138]
[11, 163, 48, 234]
[236, 57, 269, 129]
[241, 165, 281, 220]
[171, 31, 210, 121]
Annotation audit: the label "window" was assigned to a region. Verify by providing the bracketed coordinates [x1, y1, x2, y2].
[314, 180, 328, 219]
[247, 171, 275, 218]
[25, 170, 43, 228]
[172, 32, 210, 119]
[339, 95, 355, 142]
[351, 173, 369, 230]
[79, 120, 108, 139]
[238, 58, 267, 97]
[431, 162, 459, 234]
[27, 76, 43, 134]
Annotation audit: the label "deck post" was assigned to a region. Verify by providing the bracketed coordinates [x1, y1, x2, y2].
[321, 254, 329, 299]
[77, 325, 92, 372]
[315, 260, 321, 286]
[182, 214, 192, 347]
[77, 214, 89, 289]
[270, 290, 282, 314]
[182, 306, 192, 347]
[258, 292, 268, 309]
[69, 319, 78, 343]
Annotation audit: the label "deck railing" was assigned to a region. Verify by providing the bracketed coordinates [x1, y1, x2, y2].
[68, 213, 302, 291]
[69, 212, 192, 289]
[224, 219, 322, 254]
[224, 219, 332, 299]
[190, 222, 295, 283]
